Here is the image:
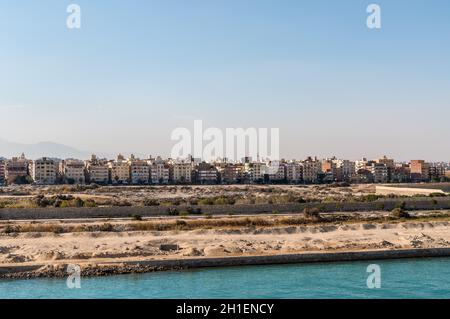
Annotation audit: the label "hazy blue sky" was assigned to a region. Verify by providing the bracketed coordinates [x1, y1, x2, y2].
[0, 0, 449, 161]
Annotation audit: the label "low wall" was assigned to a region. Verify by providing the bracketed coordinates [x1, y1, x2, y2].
[128, 247, 450, 269]
[3, 248, 450, 276]
[1, 197, 450, 220]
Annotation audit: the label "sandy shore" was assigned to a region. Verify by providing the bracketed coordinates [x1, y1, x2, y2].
[1, 212, 450, 279]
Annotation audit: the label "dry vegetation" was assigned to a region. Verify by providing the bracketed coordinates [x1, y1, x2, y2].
[2, 184, 447, 209]
[2, 209, 450, 235]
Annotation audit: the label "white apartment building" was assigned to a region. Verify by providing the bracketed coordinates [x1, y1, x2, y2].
[85, 155, 109, 184]
[109, 155, 130, 184]
[32, 157, 57, 185]
[285, 162, 303, 183]
[60, 159, 85, 184]
[170, 162, 192, 183]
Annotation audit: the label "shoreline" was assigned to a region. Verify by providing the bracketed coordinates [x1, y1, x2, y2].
[2, 247, 450, 280]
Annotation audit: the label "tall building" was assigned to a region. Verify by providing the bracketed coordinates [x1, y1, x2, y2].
[129, 155, 149, 184]
[429, 164, 446, 181]
[301, 157, 322, 183]
[85, 155, 109, 184]
[245, 162, 267, 182]
[335, 159, 355, 182]
[410, 160, 430, 181]
[221, 163, 245, 184]
[285, 162, 303, 183]
[109, 154, 130, 184]
[267, 162, 286, 182]
[5, 154, 30, 184]
[170, 162, 192, 183]
[149, 157, 169, 184]
[0, 157, 6, 184]
[32, 157, 57, 185]
[195, 162, 219, 184]
[370, 163, 389, 183]
[60, 159, 86, 184]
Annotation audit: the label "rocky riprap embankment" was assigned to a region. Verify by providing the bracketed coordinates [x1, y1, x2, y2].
[0, 263, 187, 280]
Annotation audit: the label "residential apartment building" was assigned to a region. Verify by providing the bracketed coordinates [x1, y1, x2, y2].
[370, 163, 389, 183]
[268, 162, 286, 182]
[335, 159, 355, 182]
[129, 155, 150, 184]
[148, 156, 169, 184]
[376, 156, 395, 180]
[301, 157, 322, 183]
[392, 164, 411, 183]
[355, 158, 369, 172]
[429, 165, 446, 181]
[245, 162, 267, 182]
[85, 155, 109, 184]
[32, 157, 57, 185]
[221, 163, 245, 184]
[0, 157, 5, 184]
[109, 154, 130, 184]
[285, 162, 303, 183]
[5, 154, 30, 184]
[322, 158, 337, 178]
[195, 163, 219, 184]
[60, 159, 86, 184]
[170, 162, 192, 183]
[410, 160, 430, 181]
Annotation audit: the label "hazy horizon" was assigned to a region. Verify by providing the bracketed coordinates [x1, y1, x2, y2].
[1, 1, 449, 161]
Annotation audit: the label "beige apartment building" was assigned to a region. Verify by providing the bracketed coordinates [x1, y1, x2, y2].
[0, 157, 5, 184]
[129, 155, 149, 184]
[60, 159, 86, 184]
[170, 162, 192, 183]
[221, 164, 245, 183]
[149, 157, 169, 184]
[335, 159, 356, 181]
[32, 157, 57, 185]
[196, 163, 219, 184]
[109, 154, 130, 184]
[5, 154, 30, 184]
[370, 163, 389, 183]
[410, 160, 430, 181]
[85, 155, 109, 184]
[268, 162, 286, 182]
[301, 157, 322, 183]
[285, 162, 302, 183]
[245, 162, 267, 182]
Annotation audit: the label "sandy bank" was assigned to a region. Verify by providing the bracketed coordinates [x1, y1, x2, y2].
[2, 213, 450, 279]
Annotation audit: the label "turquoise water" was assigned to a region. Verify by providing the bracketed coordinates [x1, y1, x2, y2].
[1, 258, 450, 299]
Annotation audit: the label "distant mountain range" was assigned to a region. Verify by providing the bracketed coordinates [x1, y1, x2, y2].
[0, 139, 96, 160]
[0, 139, 149, 160]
